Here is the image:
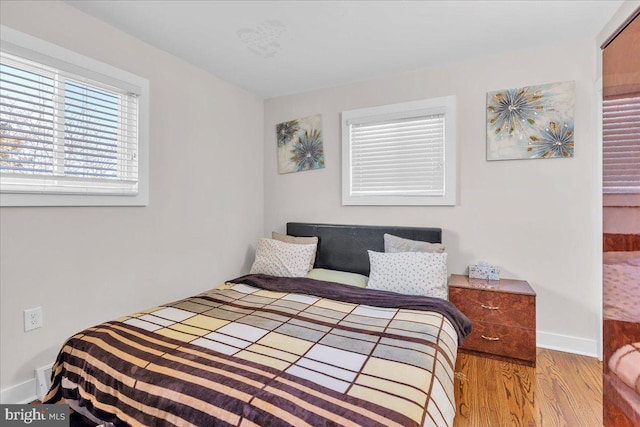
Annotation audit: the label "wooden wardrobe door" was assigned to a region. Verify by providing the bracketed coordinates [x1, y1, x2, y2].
[602, 8, 640, 427]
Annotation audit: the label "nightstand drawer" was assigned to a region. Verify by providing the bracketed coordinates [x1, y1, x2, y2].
[461, 321, 536, 362]
[449, 287, 535, 329]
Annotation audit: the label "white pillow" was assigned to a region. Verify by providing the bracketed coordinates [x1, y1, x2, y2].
[366, 250, 448, 299]
[384, 233, 446, 253]
[271, 231, 318, 271]
[249, 238, 316, 277]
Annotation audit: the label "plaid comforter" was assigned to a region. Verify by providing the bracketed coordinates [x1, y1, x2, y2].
[45, 275, 471, 427]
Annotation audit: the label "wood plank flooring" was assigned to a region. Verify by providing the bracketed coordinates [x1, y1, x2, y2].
[454, 348, 603, 427]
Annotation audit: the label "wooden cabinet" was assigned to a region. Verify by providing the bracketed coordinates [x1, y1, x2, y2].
[448, 274, 536, 366]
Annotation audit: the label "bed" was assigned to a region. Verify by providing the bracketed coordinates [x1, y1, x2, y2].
[603, 250, 640, 426]
[44, 222, 472, 427]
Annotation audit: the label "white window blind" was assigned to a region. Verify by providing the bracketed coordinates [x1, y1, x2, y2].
[603, 94, 640, 194]
[0, 52, 139, 196]
[342, 96, 456, 206]
[349, 114, 445, 197]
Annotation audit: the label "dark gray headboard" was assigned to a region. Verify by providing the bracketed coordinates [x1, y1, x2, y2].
[286, 222, 442, 276]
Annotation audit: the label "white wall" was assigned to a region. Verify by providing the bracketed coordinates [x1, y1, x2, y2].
[604, 207, 640, 234]
[0, 0, 264, 396]
[264, 39, 600, 354]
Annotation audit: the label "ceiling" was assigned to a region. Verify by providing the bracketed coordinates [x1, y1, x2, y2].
[65, 0, 622, 99]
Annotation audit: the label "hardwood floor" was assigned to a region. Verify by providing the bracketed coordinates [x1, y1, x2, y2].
[454, 348, 603, 427]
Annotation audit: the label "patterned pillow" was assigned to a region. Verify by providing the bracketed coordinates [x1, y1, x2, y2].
[250, 238, 317, 277]
[366, 250, 448, 299]
[272, 231, 318, 271]
[609, 342, 640, 394]
[384, 233, 446, 253]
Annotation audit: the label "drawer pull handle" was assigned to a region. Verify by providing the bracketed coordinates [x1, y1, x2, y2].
[481, 335, 500, 341]
[481, 304, 500, 310]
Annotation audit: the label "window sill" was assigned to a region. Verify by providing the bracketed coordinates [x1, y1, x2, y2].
[603, 193, 640, 208]
[0, 192, 148, 207]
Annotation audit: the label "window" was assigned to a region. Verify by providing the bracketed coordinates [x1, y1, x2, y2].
[0, 26, 149, 206]
[602, 94, 640, 194]
[341, 96, 456, 206]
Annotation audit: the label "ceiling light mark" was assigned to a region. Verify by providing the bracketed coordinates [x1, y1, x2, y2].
[237, 19, 286, 59]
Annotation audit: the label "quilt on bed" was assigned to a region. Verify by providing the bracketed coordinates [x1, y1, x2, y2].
[44, 274, 471, 427]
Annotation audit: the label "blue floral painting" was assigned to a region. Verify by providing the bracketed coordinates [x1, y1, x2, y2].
[277, 114, 325, 173]
[487, 81, 575, 160]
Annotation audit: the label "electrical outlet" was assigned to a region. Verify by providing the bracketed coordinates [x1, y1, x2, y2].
[35, 363, 54, 401]
[24, 307, 43, 332]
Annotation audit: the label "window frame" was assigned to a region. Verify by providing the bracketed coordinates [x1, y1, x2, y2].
[341, 96, 456, 206]
[602, 93, 640, 197]
[0, 25, 149, 207]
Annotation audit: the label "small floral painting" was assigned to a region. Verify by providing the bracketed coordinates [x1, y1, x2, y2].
[277, 114, 325, 173]
[487, 81, 575, 160]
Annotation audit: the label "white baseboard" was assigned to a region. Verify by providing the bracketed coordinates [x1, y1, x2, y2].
[0, 378, 37, 404]
[537, 330, 600, 359]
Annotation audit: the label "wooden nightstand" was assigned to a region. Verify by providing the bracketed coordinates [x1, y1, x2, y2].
[448, 274, 536, 366]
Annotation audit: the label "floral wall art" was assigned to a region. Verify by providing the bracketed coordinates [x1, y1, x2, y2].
[276, 114, 325, 174]
[486, 81, 575, 160]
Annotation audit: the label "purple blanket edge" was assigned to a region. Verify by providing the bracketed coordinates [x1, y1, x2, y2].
[227, 274, 472, 345]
